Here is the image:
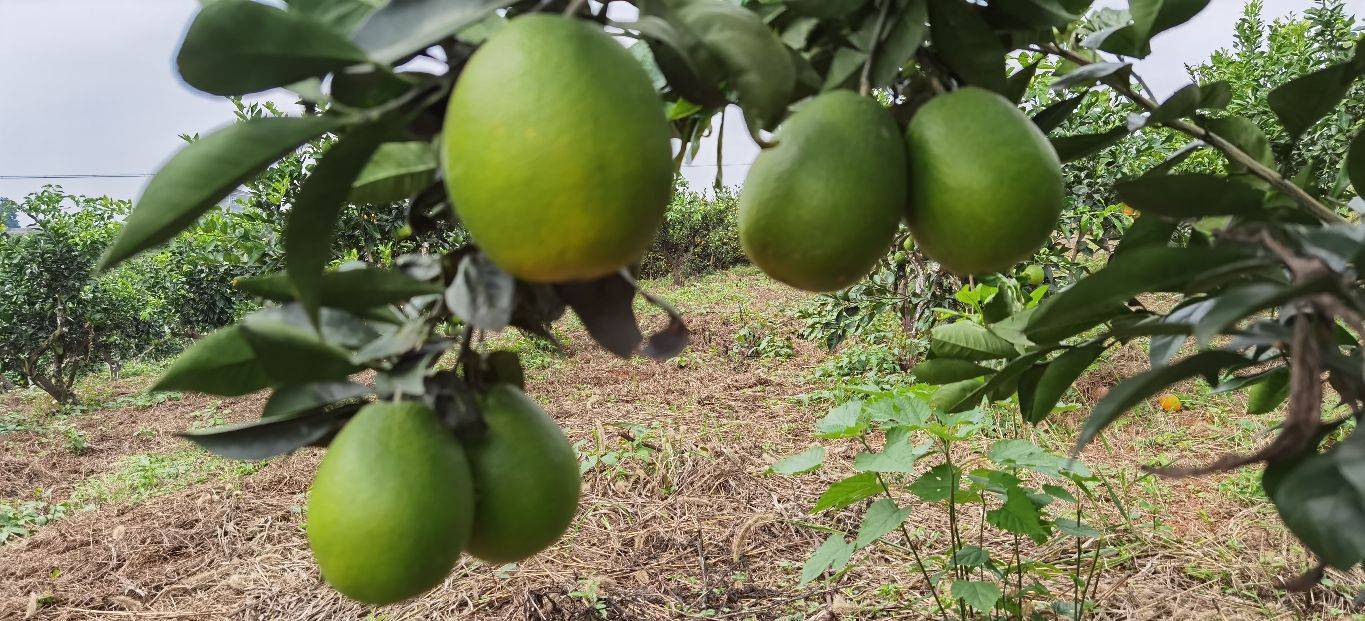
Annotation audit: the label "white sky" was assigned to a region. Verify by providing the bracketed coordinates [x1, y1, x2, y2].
[1, 0, 1361, 201]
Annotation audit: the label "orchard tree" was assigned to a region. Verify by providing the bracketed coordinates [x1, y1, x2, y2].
[95, 0, 1365, 610]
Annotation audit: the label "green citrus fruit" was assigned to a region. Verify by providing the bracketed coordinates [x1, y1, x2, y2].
[306, 402, 474, 605]
[462, 384, 580, 563]
[905, 87, 1063, 275]
[442, 15, 672, 282]
[902, 237, 916, 252]
[1022, 264, 1046, 285]
[739, 91, 906, 292]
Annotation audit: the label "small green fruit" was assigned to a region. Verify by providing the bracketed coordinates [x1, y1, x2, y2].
[463, 384, 581, 563]
[1023, 264, 1046, 285]
[739, 91, 907, 292]
[307, 402, 474, 605]
[905, 88, 1063, 275]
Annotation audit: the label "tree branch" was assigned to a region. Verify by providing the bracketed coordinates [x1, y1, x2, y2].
[1039, 44, 1345, 225]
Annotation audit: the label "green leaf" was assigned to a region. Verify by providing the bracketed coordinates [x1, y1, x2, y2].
[676, 1, 795, 130]
[1348, 129, 1365, 197]
[816, 400, 870, 438]
[286, 126, 390, 322]
[287, 0, 379, 34]
[931, 378, 985, 413]
[951, 545, 990, 568]
[1116, 174, 1264, 218]
[1051, 126, 1129, 163]
[930, 321, 1017, 361]
[180, 407, 353, 460]
[822, 47, 868, 91]
[1096, 0, 1211, 58]
[988, 439, 1073, 477]
[910, 463, 970, 502]
[1076, 350, 1248, 452]
[853, 498, 912, 549]
[152, 326, 268, 396]
[1268, 62, 1361, 139]
[1004, 62, 1040, 104]
[928, 0, 1006, 94]
[1246, 367, 1290, 415]
[800, 533, 855, 585]
[952, 580, 1002, 613]
[1145, 81, 1229, 125]
[331, 65, 416, 109]
[1193, 281, 1331, 346]
[1054, 518, 1100, 538]
[911, 358, 992, 385]
[855, 427, 930, 473]
[98, 116, 341, 271]
[986, 487, 1049, 543]
[239, 317, 363, 386]
[1264, 447, 1365, 569]
[1031, 93, 1087, 135]
[1112, 215, 1177, 256]
[1027, 245, 1249, 335]
[1202, 116, 1274, 171]
[996, 0, 1079, 28]
[262, 381, 371, 419]
[352, 0, 515, 64]
[770, 446, 826, 475]
[1020, 345, 1104, 424]
[236, 267, 443, 312]
[177, 0, 369, 96]
[868, 0, 928, 88]
[812, 472, 883, 513]
[1050, 62, 1130, 90]
[1042, 483, 1077, 503]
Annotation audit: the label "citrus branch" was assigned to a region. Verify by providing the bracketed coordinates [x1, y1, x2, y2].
[859, 0, 895, 97]
[1038, 43, 1345, 225]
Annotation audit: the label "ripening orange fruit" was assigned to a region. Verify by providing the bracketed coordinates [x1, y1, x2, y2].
[1158, 394, 1182, 412]
[1122, 205, 1137, 216]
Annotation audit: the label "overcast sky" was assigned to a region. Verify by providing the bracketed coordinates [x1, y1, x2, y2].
[1, 0, 1362, 202]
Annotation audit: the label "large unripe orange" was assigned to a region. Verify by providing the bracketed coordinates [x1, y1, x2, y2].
[306, 402, 474, 605]
[905, 87, 1063, 275]
[739, 91, 907, 292]
[462, 384, 581, 563]
[442, 15, 673, 282]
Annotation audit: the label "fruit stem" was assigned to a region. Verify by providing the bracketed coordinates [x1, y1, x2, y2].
[563, 0, 587, 17]
[860, 0, 896, 97]
[1038, 44, 1345, 225]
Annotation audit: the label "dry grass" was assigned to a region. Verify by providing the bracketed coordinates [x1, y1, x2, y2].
[0, 269, 1361, 620]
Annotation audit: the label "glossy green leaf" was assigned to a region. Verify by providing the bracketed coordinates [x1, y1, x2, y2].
[152, 326, 268, 396]
[1348, 129, 1365, 196]
[868, 0, 928, 88]
[1028, 245, 1249, 334]
[1116, 174, 1265, 218]
[239, 317, 363, 386]
[1146, 81, 1230, 124]
[1112, 214, 1177, 256]
[262, 381, 371, 419]
[911, 358, 992, 385]
[1052, 126, 1129, 163]
[928, 0, 1005, 93]
[1096, 0, 1211, 58]
[1193, 281, 1331, 346]
[1031, 93, 1087, 135]
[181, 406, 353, 460]
[1268, 61, 1361, 139]
[286, 0, 379, 34]
[930, 321, 1018, 361]
[1050, 62, 1130, 90]
[286, 126, 390, 322]
[1076, 350, 1248, 452]
[178, 0, 369, 96]
[352, 0, 515, 64]
[812, 472, 883, 513]
[98, 116, 341, 271]
[770, 446, 826, 475]
[931, 378, 986, 412]
[349, 141, 437, 203]
[1004, 62, 1039, 104]
[853, 498, 912, 549]
[996, 0, 1079, 28]
[677, 1, 796, 130]
[236, 267, 443, 311]
[1020, 345, 1104, 424]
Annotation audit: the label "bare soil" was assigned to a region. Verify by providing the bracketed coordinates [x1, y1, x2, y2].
[0, 271, 1359, 620]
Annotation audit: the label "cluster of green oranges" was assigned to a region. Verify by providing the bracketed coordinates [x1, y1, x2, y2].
[307, 385, 579, 604]
[441, 13, 1063, 292]
[310, 8, 1066, 605]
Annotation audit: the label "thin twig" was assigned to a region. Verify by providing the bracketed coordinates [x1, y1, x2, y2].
[1038, 43, 1344, 224]
[860, 0, 895, 97]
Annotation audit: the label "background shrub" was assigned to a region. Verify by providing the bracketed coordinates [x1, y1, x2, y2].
[639, 181, 746, 283]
